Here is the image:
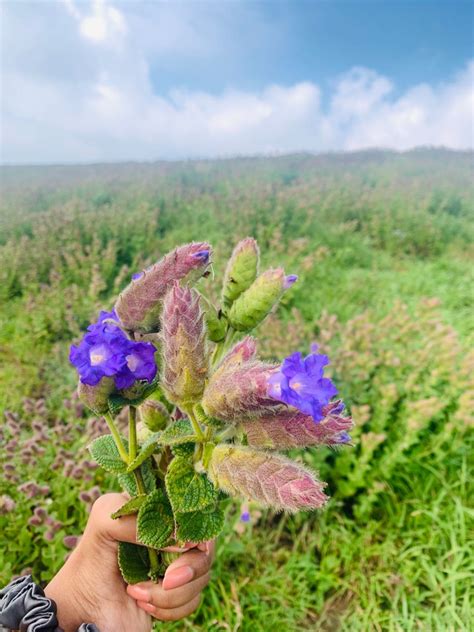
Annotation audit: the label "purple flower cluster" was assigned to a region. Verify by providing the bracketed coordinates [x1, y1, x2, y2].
[69, 310, 157, 389]
[268, 345, 338, 422]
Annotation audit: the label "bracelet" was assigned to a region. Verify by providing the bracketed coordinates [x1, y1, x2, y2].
[0, 575, 100, 632]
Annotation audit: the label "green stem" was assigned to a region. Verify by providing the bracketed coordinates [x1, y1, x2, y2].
[129, 405, 138, 461]
[104, 412, 129, 463]
[187, 408, 205, 441]
[128, 406, 160, 578]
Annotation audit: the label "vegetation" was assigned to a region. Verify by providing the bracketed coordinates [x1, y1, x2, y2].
[1, 149, 472, 630]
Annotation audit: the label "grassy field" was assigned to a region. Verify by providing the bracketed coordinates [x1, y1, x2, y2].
[0, 150, 473, 631]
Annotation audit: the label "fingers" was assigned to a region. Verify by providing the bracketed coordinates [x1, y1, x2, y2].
[136, 594, 201, 622]
[127, 548, 213, 621]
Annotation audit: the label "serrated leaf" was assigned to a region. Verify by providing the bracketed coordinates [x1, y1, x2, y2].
[137, 489, 174, 549]
[117, 541, 150, 584]
[118, 459, 156, 495]
[165, 456, 217, 513]
[176, 503, 225, 543]
[160, 419, 196, 446]
[171, 442, 195, 457]
[88, 434, 128, 473]
[126, 432, 161, 473]
[111, 495, 147, 519]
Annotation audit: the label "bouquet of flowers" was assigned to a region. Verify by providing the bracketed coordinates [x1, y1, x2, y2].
[70, 239, 353, 583]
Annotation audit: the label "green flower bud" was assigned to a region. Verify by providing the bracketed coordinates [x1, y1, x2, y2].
[227, 268, 288, 332]
[222, 238, 259, 308]
[201, 294, 227, 342]
[77, 377, 115, 414]
[139, 399, 170, 431]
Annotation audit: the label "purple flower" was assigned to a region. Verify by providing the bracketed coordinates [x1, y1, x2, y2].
[70, 311, 157, 388]
[132, 271, 144, 281]
[268, 348, 338, 422]
[240, 511, 250, 522]
[115, 342, 157, 389]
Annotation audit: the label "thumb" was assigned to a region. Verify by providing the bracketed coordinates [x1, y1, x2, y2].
[86, 493, 140, 546]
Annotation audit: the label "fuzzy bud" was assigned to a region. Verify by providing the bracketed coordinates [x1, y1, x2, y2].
[161, 282, 209, 409]
[201, 294, 227, 342]
[139, 399, 170, 431]
[209, 445, 328, 512]
[228, 268, 293, 332]
[222, 238, 259, 308]
[77, 377, 115, 414]
[115, 242, 211, 333]
[202, 360, 281, 422]
[239, 401, 353, 449]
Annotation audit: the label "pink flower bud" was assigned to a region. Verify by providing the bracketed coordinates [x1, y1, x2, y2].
[202, 360, 281, 422]
[209, 445, 328, 512]
[240, 402, 353, 449]
[161, 282, 208, 409]
[115, 242, 212, 333]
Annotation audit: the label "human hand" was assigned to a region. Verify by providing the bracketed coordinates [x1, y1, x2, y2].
[45, 493, 214, 632]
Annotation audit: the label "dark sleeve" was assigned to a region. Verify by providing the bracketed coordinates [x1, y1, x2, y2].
[0, 575, 100, 632]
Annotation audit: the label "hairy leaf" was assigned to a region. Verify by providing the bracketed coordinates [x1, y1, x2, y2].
[117, 541, 150, 584]
[88, 434, 128, 473]
[126, 432, 161, 473]
[165, 456, 217, 513]
[160, 419, 196, 446]
[137, 489, 174, 549]
[111, 495, 148, 519]
[175, 503, 225, 543]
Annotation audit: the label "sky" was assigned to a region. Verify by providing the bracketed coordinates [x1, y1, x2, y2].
[1, 0, 473, 165]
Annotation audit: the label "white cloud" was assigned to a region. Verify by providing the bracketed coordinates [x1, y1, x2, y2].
[1, 1, 473, 164]
[62, 0, 127, 44]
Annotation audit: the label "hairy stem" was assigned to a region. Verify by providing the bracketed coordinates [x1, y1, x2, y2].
[104, 412, 129, 463]
[187, 408, 205, 441]
[129, 406, 160, 578]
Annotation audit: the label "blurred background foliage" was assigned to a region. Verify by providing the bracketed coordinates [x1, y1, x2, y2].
[0, 149, 473, 630]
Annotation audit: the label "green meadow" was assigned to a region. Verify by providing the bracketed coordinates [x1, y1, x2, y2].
[0, 149, 473, 631]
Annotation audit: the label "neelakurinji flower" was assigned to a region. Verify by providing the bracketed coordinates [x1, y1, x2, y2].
[70, 310, 157, 388]
[267, 345, 338, 422]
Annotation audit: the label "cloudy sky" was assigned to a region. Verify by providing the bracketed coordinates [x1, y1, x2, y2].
[1, 0, 473, 164]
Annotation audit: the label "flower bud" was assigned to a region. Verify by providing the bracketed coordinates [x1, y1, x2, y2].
[161, 282, 209, 409]
[77, 377, 115, 414]
[115, 242, 211, 333]
[201, 361, 281, 422]
[222, 238, 259, 308]
[209, 445, 328, 512]
[139, 399, 170, 431]
[239, 401, 353, 449]
[201, 294, 227, 342]
[216, 336, 257, 373]
[228, 268, 294, 332]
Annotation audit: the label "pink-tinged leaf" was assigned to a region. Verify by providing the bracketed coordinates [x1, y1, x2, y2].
[209, 445, 328, 512]
[215, 336, 258, 373]
[115, 242, 211, 333]
[240, 400, 353, 449]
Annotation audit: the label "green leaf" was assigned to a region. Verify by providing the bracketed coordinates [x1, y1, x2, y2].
[176, 503, 225, 544]
[137, 489, 174, 549]
[88, 434, 128, 473]
[117, 541, 150, 584]
[172, 443, 195, 457]
[165, 456, 217, 513]
[118, 459, 156, 495]
[111, 495, 148, 519]
[126, 432, 161, 473]
[160, 419, 196, 446]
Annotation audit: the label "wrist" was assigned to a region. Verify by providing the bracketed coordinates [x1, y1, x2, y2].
[45, 541, 98, 632]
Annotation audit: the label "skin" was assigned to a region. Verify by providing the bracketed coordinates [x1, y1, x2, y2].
[45, 493, 215, 632]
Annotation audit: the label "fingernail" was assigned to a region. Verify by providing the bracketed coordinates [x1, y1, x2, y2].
[163, 565, 194, 590]
[184, 542, 197, 549]
[127, 585, 151, 601]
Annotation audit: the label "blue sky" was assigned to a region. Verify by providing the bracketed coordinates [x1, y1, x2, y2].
[1, 1, 473, 164]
